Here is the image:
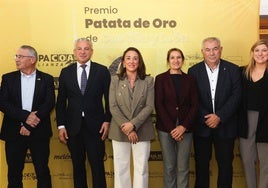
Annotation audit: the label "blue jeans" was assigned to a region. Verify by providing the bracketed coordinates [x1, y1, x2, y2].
[158, 130, 192, 188]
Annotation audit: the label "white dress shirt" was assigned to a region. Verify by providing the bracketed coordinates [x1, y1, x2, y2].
[205, 62, 220, 113]
[21, 70, 36, 112]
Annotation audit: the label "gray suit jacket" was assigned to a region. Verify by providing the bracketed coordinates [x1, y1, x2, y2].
[108, 75, 155, 142]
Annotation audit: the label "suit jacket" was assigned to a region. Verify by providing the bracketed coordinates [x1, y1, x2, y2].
[108, 75, 155, 142]
[188, 59, 241, 138]
[238, 68, 268, 142]
[56, 62, 111, 136]
[155, 70, 199, 133]
[0, 70, 55, 141]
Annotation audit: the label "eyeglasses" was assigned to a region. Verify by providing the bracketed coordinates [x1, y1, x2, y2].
[14, 54, 34, 59]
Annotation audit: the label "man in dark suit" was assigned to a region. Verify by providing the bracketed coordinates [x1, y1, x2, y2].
[0, 45, 55, 188]
[188, 37, 241, 188]
[56, 38, 111, 188]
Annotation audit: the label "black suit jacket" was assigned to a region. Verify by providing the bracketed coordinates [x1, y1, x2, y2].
[155, 71, 199, 133]
[56, 62, 111, 136]
[0, 70, 55, 141]
[238, 68, 268, 142]
[188, 59, 241, 138]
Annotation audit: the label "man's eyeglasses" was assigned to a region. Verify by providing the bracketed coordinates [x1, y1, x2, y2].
[14, 54, 34, 59]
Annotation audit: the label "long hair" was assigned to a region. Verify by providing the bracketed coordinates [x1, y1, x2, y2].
[117, 47, 148, 80]
[245, 39, 268, 80]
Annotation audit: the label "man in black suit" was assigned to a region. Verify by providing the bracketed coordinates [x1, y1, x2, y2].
[56, 38, 111, 188]
[0, 45, 55, 188]
[188, 37, 241, 188]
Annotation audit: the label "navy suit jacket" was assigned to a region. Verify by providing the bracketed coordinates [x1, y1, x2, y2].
[0, 70, 55, 141]
[188, 59, 241, 138]
[155, 71, 199, 133]
[56, 62, 111, 136]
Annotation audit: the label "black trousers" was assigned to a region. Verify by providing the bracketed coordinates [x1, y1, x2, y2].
[67, 119, 106, 188]
[5, 137, 51, 188]
[193, 134, 235, 188]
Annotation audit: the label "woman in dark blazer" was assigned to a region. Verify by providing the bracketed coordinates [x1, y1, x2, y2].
[238, 39, 268, 188]
[155, 48, 199, 188]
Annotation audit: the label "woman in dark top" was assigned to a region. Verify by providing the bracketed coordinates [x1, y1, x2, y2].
[155, 48, 199, 188]
[239, 39, 268, 188]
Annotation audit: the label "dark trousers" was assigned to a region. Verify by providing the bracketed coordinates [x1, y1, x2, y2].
[67, 119, 106, 188]
[5, 137, 51, 188]
[193, 134, 234, 188]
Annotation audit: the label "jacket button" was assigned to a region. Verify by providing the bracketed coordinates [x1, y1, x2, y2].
[176, 107, 179, 110]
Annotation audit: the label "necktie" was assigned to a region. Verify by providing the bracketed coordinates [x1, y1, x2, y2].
[80, 64, 87, 95]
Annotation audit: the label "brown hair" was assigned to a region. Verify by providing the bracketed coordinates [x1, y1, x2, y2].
[117, 47, 148, 80]
[166, 48, 185, 64]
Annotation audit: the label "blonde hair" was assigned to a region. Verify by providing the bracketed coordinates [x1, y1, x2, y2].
[244, 39, 268, 79]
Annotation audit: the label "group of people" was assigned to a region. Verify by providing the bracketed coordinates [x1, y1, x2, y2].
[0, 37, 267, 188]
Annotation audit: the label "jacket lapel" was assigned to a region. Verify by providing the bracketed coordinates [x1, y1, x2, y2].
[14, 71, 23, 108]
[32, 70, 41, 108]
[178, 72, 188, 105]
[131, 79, 144, 114]
[120, 79, 132, 113]
[70, 63, 81, 94]
[84, 62, 96, 94]
[215, 61, 226, 103]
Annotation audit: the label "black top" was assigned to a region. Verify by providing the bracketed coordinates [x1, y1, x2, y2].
[170, 74, 182, 102]
[247, 76, 265, 111]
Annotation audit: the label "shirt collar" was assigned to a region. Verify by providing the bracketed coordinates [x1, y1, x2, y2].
[204, 61, 220, 73]
[77, 61, 91, 69]
[20, 70, 36, 77]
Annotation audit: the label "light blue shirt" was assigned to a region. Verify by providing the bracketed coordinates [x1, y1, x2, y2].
[21, 70, 36, 112]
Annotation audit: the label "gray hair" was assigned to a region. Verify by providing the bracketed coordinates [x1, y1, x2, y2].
[20, 45, 38, 60]
[74, 37, 93, 50]
[202, 37, 221, 49]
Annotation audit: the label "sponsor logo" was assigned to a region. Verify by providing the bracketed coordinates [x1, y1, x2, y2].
[37, 54, 75, 67]
[23, 172, 36, 181]
[54, 153, 72, 160]
[105, 171, 114, 179]
[53, 152, 108, 161]
[149, 151, 162, 161]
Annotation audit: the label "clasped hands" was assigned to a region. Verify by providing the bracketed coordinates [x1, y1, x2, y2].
[121, 122, 138, 144]
[204, 113, 220, 128]
[20, 111, 40, 136]
[170, 125, 186, 141]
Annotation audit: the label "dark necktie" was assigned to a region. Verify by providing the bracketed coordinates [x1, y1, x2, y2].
[80, 64, 87, 95]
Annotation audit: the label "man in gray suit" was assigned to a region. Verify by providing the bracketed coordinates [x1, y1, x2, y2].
[188, 37, 241, 188]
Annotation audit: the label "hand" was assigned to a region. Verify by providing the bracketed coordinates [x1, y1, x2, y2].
[58, 128, 68, 144]
[204, 113, 220, 128]
[128, 131, 138, 144]
[20, 126, 31, 136]
[99, 122, 110, 141]
[121, 122, 135, 136]
[26, 111, 40, 128]
[170, 125, 186, 141]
